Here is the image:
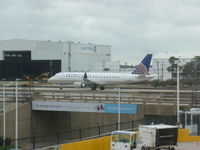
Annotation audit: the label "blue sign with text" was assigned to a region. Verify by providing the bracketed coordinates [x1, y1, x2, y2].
[104, 104, 137, 114]
[81, 46, 97, 52]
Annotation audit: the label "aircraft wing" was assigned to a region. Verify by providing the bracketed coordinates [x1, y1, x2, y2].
[82, 73, 99, 86]
[136, 74, 158, 81]
[145, 74, 158, 80]
[136, 75, 146, 80]
[82, 78, 97, 86]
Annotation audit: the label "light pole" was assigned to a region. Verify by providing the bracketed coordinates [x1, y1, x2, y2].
[195, 57, 197, 78]
[175, 59, 180, 125]
[15, 80, 19, 150]
[157, 61, 159, 80]
[3, 84, 6, 147]
[118, 88, 121, 130]
[161, 61, 164, 80]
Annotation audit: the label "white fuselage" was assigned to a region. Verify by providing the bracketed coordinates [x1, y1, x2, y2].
[48, 72, 146, 86]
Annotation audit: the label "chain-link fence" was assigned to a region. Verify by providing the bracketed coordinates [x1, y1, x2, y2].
[1, 116, 179, 150]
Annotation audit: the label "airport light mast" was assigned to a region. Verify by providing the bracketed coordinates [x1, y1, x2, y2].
[175, 58, 180, 125]
[3, 84, 6, 148]
[15, 79, 19, 150]
[118, 88, 121, 130]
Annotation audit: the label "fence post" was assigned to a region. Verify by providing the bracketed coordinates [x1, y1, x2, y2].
[98, 125, 101, 136]
[32, 136, 35, 149]
[79, 129, 82, 140]
[198, 115, 200, 136]
[57, 132, 60, 145]
[182, 112, 185, 128]
[132, 120, 134, 130]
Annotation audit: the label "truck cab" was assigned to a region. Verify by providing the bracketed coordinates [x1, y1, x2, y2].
[111, 131, 138, 150]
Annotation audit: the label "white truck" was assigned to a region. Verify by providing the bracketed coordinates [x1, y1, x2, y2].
[138, 124, 178, 150]
[111, 131, 138, 150]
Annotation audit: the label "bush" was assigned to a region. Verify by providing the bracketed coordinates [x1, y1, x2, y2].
[166, 79, 177, 86]
[140, 78, 200, 88]
[5, 138, 11, 146]
[151, 80, 160, 87]
[0, 137, 11, 146]
[151, 80, 169, 87]
[0, 136, 3, 146]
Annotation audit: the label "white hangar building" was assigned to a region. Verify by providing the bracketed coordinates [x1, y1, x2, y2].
[0, 39, 112, 80]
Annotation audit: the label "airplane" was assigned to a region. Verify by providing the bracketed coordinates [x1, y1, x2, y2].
[48, 54, 153, 90]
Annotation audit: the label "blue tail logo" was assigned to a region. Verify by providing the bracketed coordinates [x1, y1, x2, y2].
[132, 54, 152, 75]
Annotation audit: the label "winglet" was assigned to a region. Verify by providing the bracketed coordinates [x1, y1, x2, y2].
[132, 54, 152, 75]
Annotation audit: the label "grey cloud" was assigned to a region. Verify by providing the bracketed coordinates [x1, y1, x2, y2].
[1, 0, 200, 64]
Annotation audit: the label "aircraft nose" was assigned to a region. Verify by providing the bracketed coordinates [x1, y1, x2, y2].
[48, 76, 55, 83]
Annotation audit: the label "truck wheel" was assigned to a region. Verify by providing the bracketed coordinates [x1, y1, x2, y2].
[141, 147, 146, 150]
[171, 148, 175, 150]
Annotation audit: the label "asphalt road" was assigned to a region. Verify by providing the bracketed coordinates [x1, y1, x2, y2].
[135, 142, 200, 150]
[176, 142, 200, 150]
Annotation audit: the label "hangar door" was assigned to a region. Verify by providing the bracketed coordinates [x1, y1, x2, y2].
[0, 51, 61, 80]
[3, 51, 31, 80]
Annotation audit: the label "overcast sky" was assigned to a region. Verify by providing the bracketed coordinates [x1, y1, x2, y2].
[1, 0, 200, 65]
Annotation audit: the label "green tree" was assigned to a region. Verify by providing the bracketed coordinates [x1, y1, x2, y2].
[167, 56, 178, 79]
[182, 61, 194, 77]
[182, 56, 200, 78]
[194, 56, 200, 77]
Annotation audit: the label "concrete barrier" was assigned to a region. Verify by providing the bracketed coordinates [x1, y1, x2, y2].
[60, 128, 200, 150]
[178, 128, 200, 142]
[60, 136, 111, 150]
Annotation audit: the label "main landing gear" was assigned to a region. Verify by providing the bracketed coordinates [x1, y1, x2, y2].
[100, 86, 105, 90]
[91, 86, 96, 90]
[91, 86, 105, 90]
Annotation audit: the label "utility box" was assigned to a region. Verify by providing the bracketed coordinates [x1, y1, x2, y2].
[139, 124, 178, 150]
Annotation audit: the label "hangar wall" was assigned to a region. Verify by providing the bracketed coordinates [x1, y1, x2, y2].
[0, 101, 176, 139]
[0, 103, 32, 138]
[0, 39, 112, 80]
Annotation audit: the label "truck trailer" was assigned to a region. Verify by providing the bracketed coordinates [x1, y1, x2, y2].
[138, 124, 178, 150]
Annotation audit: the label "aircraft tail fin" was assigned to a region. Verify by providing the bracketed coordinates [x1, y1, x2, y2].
[132, 54, 152, 75]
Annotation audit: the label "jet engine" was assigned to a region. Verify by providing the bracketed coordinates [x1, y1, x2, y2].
[73, 82, 86, 88]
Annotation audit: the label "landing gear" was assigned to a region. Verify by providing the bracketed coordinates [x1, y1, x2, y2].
[91, 86, 96, 90]
[141, 147, 146, 150]
[100, 86, 105, 90]
[91, 85, 104, 91]
[81, 83, 85, 88]
[59, 84, 63, 90]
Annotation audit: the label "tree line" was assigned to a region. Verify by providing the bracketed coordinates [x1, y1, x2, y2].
[167, 56, 200, 79]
